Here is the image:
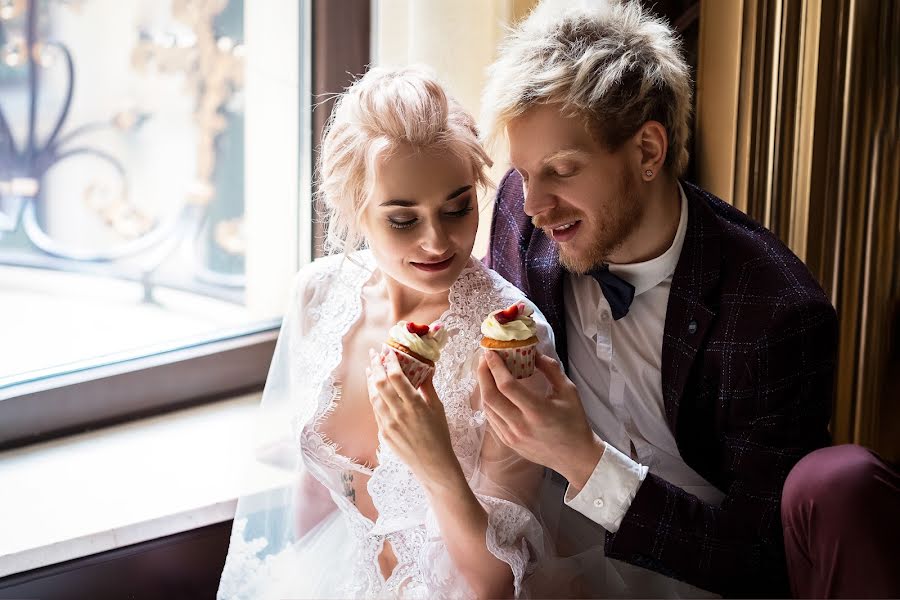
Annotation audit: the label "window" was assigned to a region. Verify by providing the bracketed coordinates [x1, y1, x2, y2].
[0, 0, 312, 448]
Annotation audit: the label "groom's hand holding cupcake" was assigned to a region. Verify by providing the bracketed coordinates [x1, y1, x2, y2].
[478, 311, 605, 492]
[479, 302, 540, 378]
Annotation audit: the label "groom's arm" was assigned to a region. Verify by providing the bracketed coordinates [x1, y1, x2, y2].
[569, 298, 836, 596]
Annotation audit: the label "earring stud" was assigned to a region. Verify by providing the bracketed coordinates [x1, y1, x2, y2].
[645, 169, 653, 178]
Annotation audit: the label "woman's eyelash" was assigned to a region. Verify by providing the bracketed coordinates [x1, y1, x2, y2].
[388, 218, 416, 230]
[387, 199, 473, 229]
[446, 200, 474, 217]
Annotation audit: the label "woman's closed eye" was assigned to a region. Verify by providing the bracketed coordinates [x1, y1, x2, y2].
[445, 196, 474, 218]
[387, 197, 473, 230]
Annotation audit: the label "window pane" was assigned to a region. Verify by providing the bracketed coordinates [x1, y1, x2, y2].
[0, 0, 307, 387]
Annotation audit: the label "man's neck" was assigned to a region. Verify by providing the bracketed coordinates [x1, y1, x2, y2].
[607, 176, 682, 265]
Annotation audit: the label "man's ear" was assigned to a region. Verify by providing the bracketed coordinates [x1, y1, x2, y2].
[636, 121, 668, 181]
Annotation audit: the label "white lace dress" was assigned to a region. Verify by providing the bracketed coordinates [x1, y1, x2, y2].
[217, 252, 555, 600]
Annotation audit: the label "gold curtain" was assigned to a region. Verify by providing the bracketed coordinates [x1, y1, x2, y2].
[697, 0, 900, 460]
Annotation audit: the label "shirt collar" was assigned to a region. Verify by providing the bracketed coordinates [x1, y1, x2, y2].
[606, 182, 688, 297]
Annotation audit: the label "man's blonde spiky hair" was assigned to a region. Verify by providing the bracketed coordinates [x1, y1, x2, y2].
[481, 0, 692, 176]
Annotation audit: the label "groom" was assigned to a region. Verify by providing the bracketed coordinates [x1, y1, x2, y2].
[477, 1, 837, 596]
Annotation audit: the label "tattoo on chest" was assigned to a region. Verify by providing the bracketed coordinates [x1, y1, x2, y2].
[341, 471, 356, 505]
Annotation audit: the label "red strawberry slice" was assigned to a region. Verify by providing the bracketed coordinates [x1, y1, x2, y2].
[494, 303, 522, 325]
[406, 322, 430, 336]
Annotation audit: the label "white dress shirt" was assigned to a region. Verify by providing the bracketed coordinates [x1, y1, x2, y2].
[563, 184, 725, 533]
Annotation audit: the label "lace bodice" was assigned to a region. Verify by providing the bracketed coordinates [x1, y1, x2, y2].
[218, 252, 554, 600]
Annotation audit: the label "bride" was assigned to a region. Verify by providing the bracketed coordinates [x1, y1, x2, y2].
[216, 66, 558, 599]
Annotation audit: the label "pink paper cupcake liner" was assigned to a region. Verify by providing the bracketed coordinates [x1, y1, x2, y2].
[493, 342, 537, 379]
[380, 343, 435, 388]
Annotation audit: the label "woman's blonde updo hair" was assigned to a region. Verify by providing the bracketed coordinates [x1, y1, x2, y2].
[316, 66, 493, 255]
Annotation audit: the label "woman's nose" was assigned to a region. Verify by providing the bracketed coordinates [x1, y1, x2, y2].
[420, 220, 450, 255]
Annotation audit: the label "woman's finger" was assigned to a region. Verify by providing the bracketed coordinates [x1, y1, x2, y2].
[419, 378, 441, 408]
[382, 350, 419, 403]
[367, 352, 406, 416]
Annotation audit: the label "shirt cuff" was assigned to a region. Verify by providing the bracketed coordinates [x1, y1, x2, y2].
[564, 442, 649, 532]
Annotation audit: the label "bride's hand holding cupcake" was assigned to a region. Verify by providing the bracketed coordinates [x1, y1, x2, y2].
[366, 323, 464, 487]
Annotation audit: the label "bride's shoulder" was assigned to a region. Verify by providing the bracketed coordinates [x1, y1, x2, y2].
[474, 260, 532, 304]
[466, 260, 548, 322]
[289, 250, 373, 302]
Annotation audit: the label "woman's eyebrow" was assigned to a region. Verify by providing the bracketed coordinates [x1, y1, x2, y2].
[380, 185, 472, 207]
[446, 185, 472, 200]
[379, 199, 416, 207]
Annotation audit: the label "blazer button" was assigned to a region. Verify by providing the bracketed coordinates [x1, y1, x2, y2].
[688, 320, 698, 334]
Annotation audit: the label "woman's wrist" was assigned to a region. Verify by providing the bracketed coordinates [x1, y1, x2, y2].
[419, 458, 469, 499]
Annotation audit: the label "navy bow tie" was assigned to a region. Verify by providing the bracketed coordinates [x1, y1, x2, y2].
[588, 265, 635, 320]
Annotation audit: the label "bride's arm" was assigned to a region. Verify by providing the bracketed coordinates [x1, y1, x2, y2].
[419, 456, 518, 599]
[368, 351, 524, 599]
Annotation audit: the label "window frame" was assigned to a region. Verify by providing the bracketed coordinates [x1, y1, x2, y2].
[0, 325, 279, 450]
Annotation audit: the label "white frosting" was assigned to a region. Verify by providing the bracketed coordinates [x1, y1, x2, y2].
[481, 303, 537, 342]
[388, 321, 449, 362]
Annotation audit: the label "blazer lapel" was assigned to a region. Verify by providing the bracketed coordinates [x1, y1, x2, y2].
[661, 182, 723, 434]
[526, 228, 568, 368]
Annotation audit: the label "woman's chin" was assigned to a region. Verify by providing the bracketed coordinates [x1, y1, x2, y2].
[404, 262, 466, 294]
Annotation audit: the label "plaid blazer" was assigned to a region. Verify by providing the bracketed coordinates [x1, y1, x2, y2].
[486, 171, 837, 596]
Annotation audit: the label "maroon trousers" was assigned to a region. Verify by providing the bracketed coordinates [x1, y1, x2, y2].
[782, 444, 900, 598]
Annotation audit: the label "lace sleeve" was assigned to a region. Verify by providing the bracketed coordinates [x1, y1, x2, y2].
[482, 293, 558, 596]
[472, 440, 547, 598]
[461, 297, 558, 597]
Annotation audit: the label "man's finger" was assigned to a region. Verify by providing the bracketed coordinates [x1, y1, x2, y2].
[485, 350, 544, 415]
[479, 354, 525, 425]
[484, 406, 512, 448]
[482, 403, 514, 445]
[535, 354, 571, 391]
[477, 355, 517, 415]
[484, 350, 519, 393]
[477, 354, 501, 398]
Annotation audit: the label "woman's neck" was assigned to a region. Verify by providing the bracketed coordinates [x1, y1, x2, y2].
[368, 271, 451, 325]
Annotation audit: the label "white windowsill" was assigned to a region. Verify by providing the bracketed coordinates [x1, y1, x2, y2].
[0, 392, 286, 579]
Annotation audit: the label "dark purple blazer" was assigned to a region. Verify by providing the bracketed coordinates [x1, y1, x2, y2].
[486, 170, 837, 597]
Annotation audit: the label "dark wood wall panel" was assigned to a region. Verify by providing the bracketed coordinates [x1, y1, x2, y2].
[310, 0, 371, 258]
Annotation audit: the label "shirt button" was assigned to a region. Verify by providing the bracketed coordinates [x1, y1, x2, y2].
[688, 320, 698, 334]
[601, 311, 610, 322]
[593, 498, 604, 508]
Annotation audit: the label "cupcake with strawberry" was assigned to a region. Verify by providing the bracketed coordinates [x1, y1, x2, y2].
[480, 302, 539, 379]
[381, 321, 449, 388]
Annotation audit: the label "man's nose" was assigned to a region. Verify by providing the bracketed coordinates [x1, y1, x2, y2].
[522, 178, 555, 218]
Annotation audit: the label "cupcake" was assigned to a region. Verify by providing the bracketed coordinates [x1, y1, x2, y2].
[480, 302, 539, 379]
[381, 321, 449, 388]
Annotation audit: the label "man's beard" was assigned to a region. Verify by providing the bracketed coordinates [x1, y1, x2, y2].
[545, 168, 643, 274]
